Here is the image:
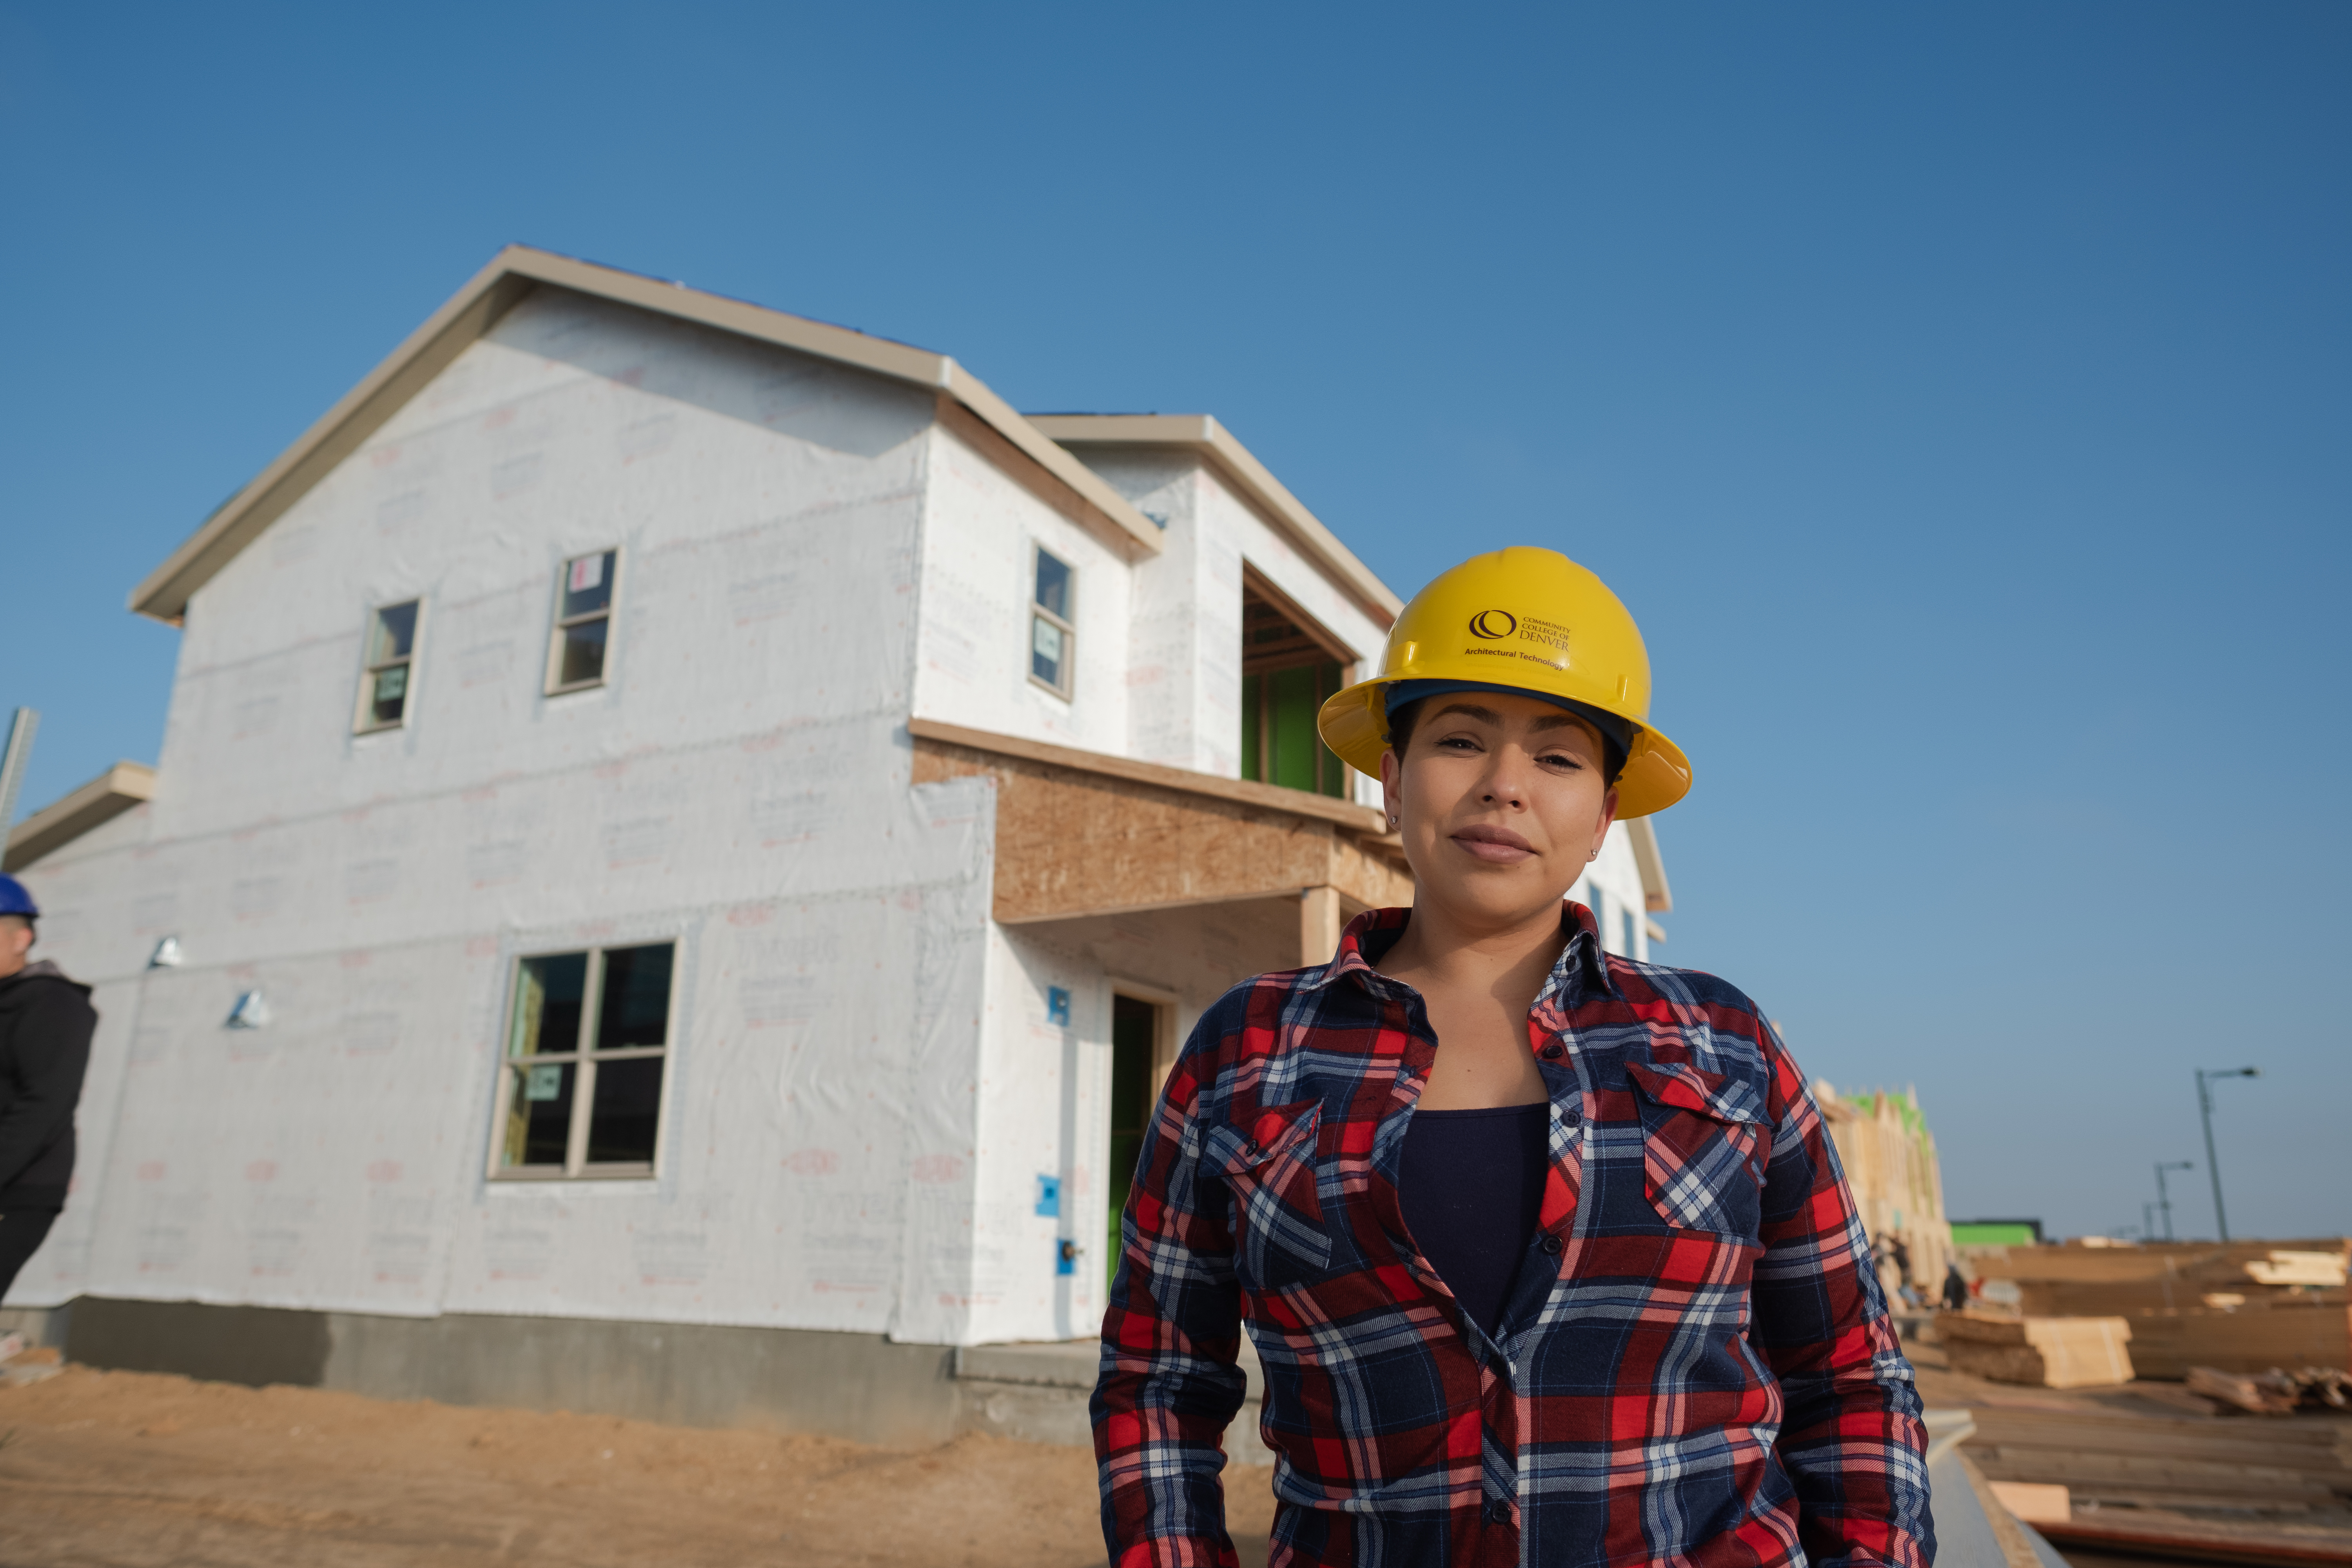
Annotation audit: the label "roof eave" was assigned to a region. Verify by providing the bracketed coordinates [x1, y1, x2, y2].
[1027, 413, 1403, 627]
[131, 247, 1162, 624]
[4, 761, 157, 873]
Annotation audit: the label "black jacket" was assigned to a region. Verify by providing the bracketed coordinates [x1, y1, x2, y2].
[0, 960, 96, 1212]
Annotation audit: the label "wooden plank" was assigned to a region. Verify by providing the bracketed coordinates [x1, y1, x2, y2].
[1968, 1408, 2352, 1465]
[908, 717, 1387, 834]
[2125, 1305, 2352, 1379]
[2034, 1517, 2352, 1568]
[1300, 887, 1343, 967]
[1970, 1445, 2342, 1502]
[911, 731, 1412, 924]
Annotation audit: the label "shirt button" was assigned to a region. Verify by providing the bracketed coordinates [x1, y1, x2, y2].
[1539, 1234, 1564, 1256]
[1486, 1499, 1514, 1525]
[1539, 1042, 1565, 1060]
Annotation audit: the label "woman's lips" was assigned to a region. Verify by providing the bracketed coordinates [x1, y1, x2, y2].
[1451, 824, 1536, 862]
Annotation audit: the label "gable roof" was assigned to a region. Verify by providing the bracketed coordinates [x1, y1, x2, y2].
[130, 246, 1164, 624]
[1027, 414, 1402, 627]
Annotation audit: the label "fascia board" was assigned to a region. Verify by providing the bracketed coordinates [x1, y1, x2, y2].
[908, 716, 1387, 836]
[4, 761, 157, 873]
[1029, 413, 1403, 626]
[939, 372, 1163, 558]
[131, 247, 1161, 623]
[513, 252, 1160, 556]
[1627, 815, 1673, 914]
[129, 250, 539, 623]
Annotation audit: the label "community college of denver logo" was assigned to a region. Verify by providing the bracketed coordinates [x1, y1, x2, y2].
[1468, 609, 1517, 640]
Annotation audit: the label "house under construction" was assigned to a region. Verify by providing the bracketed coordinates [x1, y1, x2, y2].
[2, 249, 1674, 1442]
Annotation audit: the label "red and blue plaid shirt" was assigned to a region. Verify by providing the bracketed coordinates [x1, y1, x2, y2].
[1093, 904, 1933, 1568]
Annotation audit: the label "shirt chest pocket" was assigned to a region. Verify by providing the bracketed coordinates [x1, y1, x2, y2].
[1208, 1100, 1332, 1287]
[1626, 1063, 1766, 1240]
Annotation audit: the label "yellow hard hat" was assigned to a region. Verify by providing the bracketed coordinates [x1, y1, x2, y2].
[1316, 546, 1692, 818]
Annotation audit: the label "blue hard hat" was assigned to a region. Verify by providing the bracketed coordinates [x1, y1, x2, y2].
[0, 875, 36, 919]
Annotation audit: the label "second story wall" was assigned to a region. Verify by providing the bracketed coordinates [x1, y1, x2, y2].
[156, 286, 937, 850]
[909, 421, 1138, 754]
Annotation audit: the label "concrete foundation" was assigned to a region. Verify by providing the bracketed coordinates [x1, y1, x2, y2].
[51, 1296, 1268, 1457]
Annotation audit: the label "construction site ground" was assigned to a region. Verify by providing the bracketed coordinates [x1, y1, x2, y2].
[0, 1335, 2343, 1568]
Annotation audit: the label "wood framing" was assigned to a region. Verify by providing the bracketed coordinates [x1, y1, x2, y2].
[907, 719, 1410, 924]
[1628, 816, 1673, 913]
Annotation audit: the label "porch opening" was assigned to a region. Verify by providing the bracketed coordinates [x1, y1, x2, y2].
[1240, 569, 1354, 799]
[1107, 991, 1168, 1281]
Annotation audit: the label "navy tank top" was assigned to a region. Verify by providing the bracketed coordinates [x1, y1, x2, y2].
[1396, 1102, 1553, 1337]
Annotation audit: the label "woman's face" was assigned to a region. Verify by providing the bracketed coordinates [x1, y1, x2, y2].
[1379, 692, 1618, 933]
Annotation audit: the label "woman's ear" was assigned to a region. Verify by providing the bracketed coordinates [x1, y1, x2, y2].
[1589, 785, 1621, 858]
[1379, 748, 1403, 832]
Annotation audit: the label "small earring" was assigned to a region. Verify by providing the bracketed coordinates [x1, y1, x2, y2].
[1587, 850, 1598, 861]
[1388, 815, 1398, 829]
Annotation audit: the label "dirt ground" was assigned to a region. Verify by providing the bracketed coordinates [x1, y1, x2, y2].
[0, 1363, 1278, 1568]
[0, 1334, 2301, 1568]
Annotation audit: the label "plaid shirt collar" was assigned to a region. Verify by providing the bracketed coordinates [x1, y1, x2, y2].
[1301, 899, 1622, 1008]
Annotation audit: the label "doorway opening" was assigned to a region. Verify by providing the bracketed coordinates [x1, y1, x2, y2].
[1107, 991, 1171, 1283]
[1240, 567, 1354, 799]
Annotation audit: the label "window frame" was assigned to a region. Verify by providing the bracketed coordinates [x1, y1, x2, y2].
[352, 598, 425, 735]
[1237, 564, 1359, 798]
[1027, 542, 1076, 701]
[544, 547, 623, 697]
[487, 939, 679, 1183]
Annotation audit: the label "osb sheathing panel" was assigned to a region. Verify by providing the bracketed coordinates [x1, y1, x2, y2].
[913, 740, 1411, 921]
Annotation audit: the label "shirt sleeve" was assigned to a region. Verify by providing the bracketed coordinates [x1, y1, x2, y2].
[1091, 1022, 1250, 1568]
[1749, 1020, 1935, 1568]
[0, 980, 96, 1192]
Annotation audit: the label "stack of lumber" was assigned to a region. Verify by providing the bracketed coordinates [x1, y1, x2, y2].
[1964, 1405, 2352, 1514]
[1814, 1082, 1953, 1295]
[1967, 1241, 2350, 1378]
[1969, 1240, 2348, 1316]
[1942, 1311, 2136, 1387]
[2189, 1365, 2352, 1415]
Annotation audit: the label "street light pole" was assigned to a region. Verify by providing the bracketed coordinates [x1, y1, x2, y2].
[2154, 1160, 2193, 1242]
[2194, 1068, 2260, 1242]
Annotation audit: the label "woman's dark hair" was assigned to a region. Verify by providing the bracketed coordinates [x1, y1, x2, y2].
[1387, 697, 1626, 786]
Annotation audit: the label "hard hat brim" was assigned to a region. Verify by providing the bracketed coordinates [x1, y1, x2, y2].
[1318, 677, 1692, 820]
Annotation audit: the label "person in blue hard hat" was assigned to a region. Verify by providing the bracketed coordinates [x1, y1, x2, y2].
[0, 873, 95, 1302]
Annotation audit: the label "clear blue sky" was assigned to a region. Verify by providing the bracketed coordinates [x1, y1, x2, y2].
[3, 3, 2344, 1240]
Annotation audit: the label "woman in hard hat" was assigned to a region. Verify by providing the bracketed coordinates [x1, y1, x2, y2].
[1093, 549, 1932, 1568]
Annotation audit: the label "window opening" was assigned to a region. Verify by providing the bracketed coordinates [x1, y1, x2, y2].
[1031, 546, 1075, 697]
[548, 549, 619, 693]
[1107, 993, 1160, 1282]
[495, 941, 674, 1179]
[356, 601, 420, 732]
[1240, 573, 1350, 798]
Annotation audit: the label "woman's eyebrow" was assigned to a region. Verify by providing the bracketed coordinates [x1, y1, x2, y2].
[1430, 702, 1504, 725]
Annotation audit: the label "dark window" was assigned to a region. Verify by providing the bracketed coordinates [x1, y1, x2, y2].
[1107, 994, 1160, 1282]
[496, 942, 673, 1178]
[548, 549, 619, 692]
[357, 600, 421, 731]
[1031, 547, 1074, 696]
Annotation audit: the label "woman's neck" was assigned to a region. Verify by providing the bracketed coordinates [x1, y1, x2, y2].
[1379, 898, 1569, 1002]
